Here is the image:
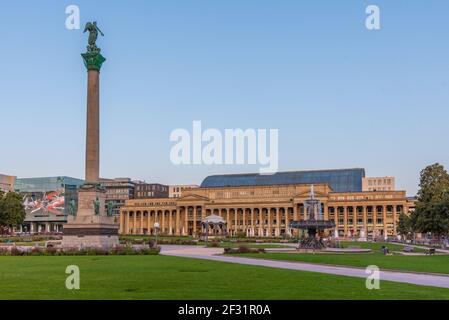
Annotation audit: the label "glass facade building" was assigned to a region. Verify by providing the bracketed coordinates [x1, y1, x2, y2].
[14, 176, 85, 215]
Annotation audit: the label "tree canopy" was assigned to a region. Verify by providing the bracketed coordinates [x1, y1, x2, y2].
[0, 192, 26, 232]
[413, 163, 449, 239]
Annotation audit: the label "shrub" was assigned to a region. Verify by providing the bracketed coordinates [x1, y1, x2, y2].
[223, 245, 263, 255]
[206, 242, 220, 248]
[237, 245, 251, 253]
[10, 247, 25, 256]
[30, 247, 43, 256]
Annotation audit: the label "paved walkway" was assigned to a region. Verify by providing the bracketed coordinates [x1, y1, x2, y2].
[388, 242, 449, 254]
[160, 245, 449, 289]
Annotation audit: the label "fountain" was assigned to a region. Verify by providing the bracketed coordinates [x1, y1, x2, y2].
[289, 185, 336, 249]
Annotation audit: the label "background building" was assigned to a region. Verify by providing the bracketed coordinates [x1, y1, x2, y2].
[100, 178, 135, 216]
[134, 181, 169, 198]
[121, 168, 409, 239]
[0, 174, 16, 192]
[14, 176, 84, 234]
[169, 185, 199, 198]
[362, 177, 395, 192]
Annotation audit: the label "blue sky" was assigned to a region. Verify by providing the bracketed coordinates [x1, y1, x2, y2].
[0, 1, 448, 195]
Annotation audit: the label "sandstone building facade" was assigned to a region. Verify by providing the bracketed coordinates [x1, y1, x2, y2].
[120, 169, 414, 238]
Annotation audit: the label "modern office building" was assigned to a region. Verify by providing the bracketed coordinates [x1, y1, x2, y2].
[100, 178, 135, 216]
[14, 176, 84, 234]
[169, 185, 199, 198]
[362, 177, 395, 192]
[0, 174, 16, 192]
[134, 181, 169, 199]
[120, 168, 411, 239]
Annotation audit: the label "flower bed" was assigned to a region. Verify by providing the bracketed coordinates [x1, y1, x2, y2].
[0, 246, 161, 256]
[223, 245, 265, 255]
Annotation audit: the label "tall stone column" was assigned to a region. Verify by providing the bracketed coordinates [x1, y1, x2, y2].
[85, 69, 100, 183]
[63, 23, 119, 249]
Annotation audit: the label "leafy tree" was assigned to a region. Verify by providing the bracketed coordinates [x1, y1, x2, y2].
[417, 163, 449, 203]
[397, 213, 413, 240]
[0, 192, 26, 234]
[414, 163, 449, 242]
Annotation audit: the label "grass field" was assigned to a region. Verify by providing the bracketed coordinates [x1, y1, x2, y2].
[213, 242, 290, 249]
[337, 241, 426, 253]
[0, 255, 449, 300]
[239, 251, 449, 275]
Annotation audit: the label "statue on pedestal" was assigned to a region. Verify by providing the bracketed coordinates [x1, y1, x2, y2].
[107, 201, 114, 217]
[93, 197, 101, 215]
[83, 21, 104, 53]
[68, 199, 76, 216]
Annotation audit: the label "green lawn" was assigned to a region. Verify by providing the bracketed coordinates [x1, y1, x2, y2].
[215, 242, 290, 249]
[0, 255, 449, 299]
[338, 241, 425, 253]
[239, 252, 449, 275]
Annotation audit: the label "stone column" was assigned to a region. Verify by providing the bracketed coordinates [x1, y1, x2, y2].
[183, 208, 188, 236]
[125, 212, 130, 235]
[140, 212, 144, 234]
[259, 209, 264, 236]
[119, 212, 124, 234]
[353, 207, 357, 236]
[162, 210, 166, 234]
[193, 207, 197, 237]
[168, 211, 173, 235]
[276, 208, 281, 236]
[323, 203, 329, 220]
[383, 205, 387, 238]
[176, 209, 180, 235]
[363, 206, 367, 236]
[133, 212, 137, 235]
[234, 209, 239, 234]
[343, 206, 348, 236]
[85, 69, 100, 183]
[373, 206, 378, 238]
[250, 208, 255, 237]
[334, 207, 339, 235]
[285, 207, 290, 236]
[393, 205, 397, 236]
[147, 212, 151, 235]
[267, 209, 272, 237]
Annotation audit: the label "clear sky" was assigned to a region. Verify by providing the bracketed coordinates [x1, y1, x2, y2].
[1, 1, 448, 195]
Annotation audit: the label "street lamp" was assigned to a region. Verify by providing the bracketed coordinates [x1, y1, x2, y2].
[154, 222, 160, 247]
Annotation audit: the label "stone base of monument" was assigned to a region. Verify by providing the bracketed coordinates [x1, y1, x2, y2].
[62, 184, 119, 249]
[63, 215, 119, 248]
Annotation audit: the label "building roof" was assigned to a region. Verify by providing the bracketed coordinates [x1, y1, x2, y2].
[200, 168, 365, 192]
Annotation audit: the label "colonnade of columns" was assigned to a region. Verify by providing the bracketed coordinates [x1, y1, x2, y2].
[120, 203, 404, 238]
[328, 205, 402, 238]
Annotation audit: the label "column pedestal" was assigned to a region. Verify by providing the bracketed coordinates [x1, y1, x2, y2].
[63, 185, 119, 248]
